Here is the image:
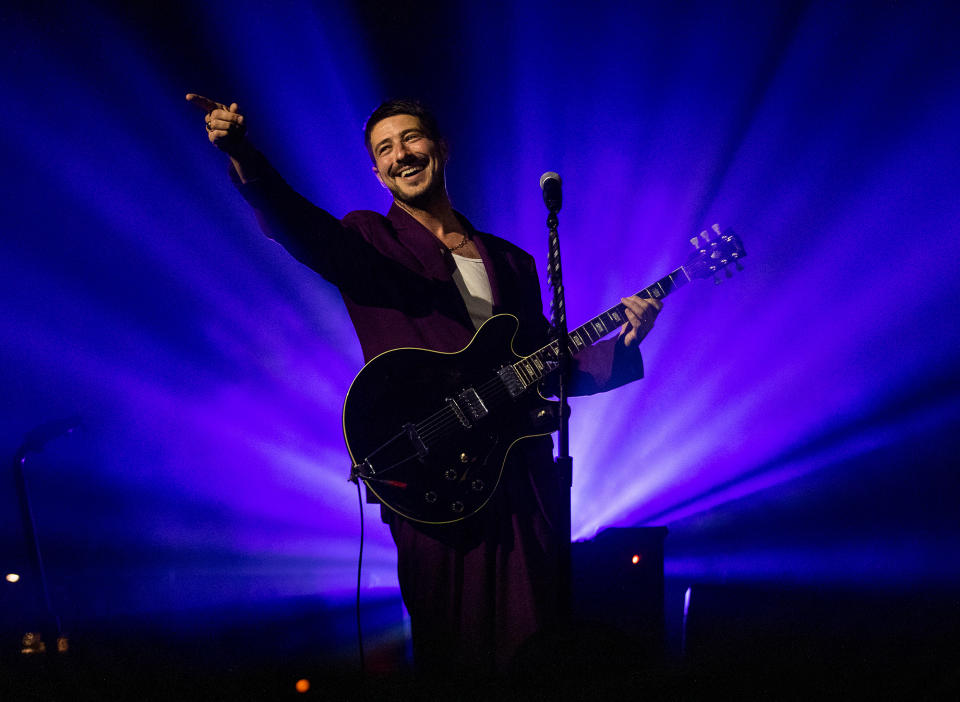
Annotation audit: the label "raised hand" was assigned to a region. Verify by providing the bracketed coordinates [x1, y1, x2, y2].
[186, 93, 248, 155]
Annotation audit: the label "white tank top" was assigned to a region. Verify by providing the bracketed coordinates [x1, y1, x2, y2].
[451, 254, 493, 329]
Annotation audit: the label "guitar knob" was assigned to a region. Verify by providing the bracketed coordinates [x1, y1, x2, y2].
[451, 501, 464, 513]
[471, 479, 485, 492]
[444, 469, 458, 481]
[459, 452, 470, 464]
[424, 491, 437, 504]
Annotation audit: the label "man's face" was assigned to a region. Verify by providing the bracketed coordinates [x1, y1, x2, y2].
[369, 114, 446, 207]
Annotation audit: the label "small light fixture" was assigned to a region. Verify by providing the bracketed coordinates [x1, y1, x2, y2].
[5, 573, 20, 583]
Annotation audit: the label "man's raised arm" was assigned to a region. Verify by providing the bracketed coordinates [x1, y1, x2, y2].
[184, 92, 384, 290]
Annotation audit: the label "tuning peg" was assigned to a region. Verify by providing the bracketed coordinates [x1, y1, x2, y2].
[713, 274, 721, 285]
[700, 230, 711, 242]
[725, 269, 733, 278]
[736, 261, 744, 271]
[690, 237, 700, 248]
[711, 223, 722, 237]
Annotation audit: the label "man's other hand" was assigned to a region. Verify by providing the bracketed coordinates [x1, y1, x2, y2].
[186, 94, 248, 155]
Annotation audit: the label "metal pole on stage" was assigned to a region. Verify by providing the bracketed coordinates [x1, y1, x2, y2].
[12, 416, 81, 655]
[540, 172, 572, 621]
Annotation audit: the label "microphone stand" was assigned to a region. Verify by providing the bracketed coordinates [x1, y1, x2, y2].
[12, 416, 80, 654]
[545, 207, 573, 624]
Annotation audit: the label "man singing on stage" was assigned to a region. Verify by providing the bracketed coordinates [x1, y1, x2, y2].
[187, 93, 662, 676]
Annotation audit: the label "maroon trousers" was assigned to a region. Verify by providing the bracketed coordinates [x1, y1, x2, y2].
[387, 440, 564, 676]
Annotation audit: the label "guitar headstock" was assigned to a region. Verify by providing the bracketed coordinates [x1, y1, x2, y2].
[685, 224, 746, 283]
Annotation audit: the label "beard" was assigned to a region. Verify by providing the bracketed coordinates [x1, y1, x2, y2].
[395, 185, 444, 210]
[389, 163, 448, 211]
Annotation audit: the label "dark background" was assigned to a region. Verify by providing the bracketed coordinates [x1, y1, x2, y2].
[2, 0, 958, 696]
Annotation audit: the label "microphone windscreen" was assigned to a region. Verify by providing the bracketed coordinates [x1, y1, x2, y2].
[540, 171, 561, 190]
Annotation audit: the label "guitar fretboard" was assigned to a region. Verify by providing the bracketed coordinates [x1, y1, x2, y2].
[511, 265, 691, 388]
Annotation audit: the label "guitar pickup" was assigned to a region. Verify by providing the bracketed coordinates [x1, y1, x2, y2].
[445, 398, 472, 428]
[457, 387, 489, 423]
[498, 365, 526, 397]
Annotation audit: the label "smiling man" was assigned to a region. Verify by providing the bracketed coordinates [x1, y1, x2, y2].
[365, 104, 483, 262]
[187, 94, 662, 678]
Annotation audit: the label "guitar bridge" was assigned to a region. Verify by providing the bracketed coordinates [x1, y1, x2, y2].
[354, 423, 427, 480]
[403, 422, 429, 459]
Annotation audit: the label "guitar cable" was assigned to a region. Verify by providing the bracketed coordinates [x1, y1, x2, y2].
[355, 479, 366, 678]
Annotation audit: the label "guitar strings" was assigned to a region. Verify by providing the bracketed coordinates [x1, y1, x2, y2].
[416, 384, 507, 440]
[411, 341, 578, 444]
[414, 379, 507, 435]
[363, 452, 419, 477]
[414, 348, 563, 438]
[413, 351, 570, 444]
[416, 381, 511, 443]
[402, 334, 611, 448]
[381, 319, 637, 452]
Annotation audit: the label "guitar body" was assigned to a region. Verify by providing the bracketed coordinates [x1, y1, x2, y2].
[343, 314, 558, 524]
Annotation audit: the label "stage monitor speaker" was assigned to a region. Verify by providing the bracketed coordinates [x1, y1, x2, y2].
[571, 526, 668, 656]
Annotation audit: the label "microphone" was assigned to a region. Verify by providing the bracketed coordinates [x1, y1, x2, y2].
[540, 171, 562, 213]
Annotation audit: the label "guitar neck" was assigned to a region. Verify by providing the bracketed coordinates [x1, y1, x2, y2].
[511, 264, 691, 388]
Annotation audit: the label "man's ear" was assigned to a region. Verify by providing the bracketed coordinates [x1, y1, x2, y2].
[372, 164, 387, 189]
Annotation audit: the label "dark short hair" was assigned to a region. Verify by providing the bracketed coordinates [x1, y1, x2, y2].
[363, 98, 445, 158]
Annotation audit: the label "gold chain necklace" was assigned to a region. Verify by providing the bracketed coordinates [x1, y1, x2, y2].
[446, 234, 470, 252]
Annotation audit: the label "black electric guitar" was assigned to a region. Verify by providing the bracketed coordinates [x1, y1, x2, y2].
[344, 225, 745, 524]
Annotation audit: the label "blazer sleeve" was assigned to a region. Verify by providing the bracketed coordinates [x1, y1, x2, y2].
[230, 149, 385, 288]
